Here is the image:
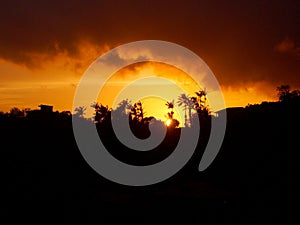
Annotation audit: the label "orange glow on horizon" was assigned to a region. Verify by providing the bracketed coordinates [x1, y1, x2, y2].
[0, 43, 279, 116]
[95, 61, 200, 125]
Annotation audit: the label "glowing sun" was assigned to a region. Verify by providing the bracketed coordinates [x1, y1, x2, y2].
[166, 119, 172, 127]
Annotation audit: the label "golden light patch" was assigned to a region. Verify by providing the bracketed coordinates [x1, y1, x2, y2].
[96, 62, 201, 125]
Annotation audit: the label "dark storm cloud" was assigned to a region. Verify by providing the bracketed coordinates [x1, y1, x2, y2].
[0, 0, 299, 86]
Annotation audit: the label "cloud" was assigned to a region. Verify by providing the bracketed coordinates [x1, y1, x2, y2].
[274, 37, 295, 53]
[0, 0, 300, 112]
[221, 81, 278, 107]
[274, 37, 300, 57]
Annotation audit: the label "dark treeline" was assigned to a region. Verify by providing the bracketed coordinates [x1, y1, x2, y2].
[1, 85, 300, 224]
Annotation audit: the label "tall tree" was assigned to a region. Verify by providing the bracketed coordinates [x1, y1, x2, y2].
[177, 93, 194, 127]
[192, 89, 210, 117]
[165, 100, 179, 128]
[165, 100, 174, 120]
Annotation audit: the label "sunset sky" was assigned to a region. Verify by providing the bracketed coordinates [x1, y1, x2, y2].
[0, 0, 299, 122]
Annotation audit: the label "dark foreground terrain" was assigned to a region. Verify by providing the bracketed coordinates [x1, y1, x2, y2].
[2, 101, 300, 224]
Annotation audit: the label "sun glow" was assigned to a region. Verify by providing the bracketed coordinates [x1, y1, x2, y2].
[166, 119, 172, 126]
[95, 62, 200, 126]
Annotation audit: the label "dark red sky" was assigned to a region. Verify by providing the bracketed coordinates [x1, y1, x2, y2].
[0, 0, 299, 111]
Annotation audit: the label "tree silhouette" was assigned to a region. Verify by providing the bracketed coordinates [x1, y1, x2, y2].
[9, 107, 24, 118]
[194, 89, 207, 108]
[112, 99, 132, 121]
[277, 85, 291, 102]
[130, 101, 144, 124]
[177, 93, 194, 127]
[192, 89, 210, 117]
[91, 102, 110, 124]
[277, 85, 300, 102]
[165, 100, 174, 120]
[165, 100, 179, 128]
[74, 106, 86, 118]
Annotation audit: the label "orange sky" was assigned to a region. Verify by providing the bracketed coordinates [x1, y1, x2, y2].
[0, 48, 277, 119]
[0, 0, 299, 119]
[0, 45, 279, 116]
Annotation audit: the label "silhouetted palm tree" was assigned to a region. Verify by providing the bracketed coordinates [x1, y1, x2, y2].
[165, 100, 180, 128]
[191, 89, 210, 117]
[177, 94, 194, 127]
[165, 100, 174, 119]
[195, 89, 207, 108]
